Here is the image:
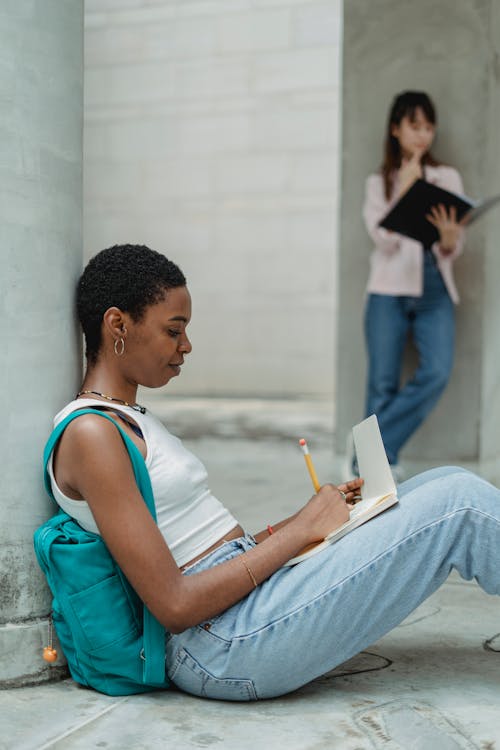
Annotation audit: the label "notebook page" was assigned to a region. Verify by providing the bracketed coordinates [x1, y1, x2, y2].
[352, 414, 397, 503]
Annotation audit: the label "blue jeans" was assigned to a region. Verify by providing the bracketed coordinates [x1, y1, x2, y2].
[364, 253, 455, 465]
[166, 467, 500, 700]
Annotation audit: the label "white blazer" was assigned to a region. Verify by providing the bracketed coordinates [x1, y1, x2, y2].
[363, 164, 465, 304]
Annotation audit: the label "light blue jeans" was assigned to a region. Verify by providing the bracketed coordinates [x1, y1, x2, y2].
[364, 252, 455, 465]
[166, 467, 500, 700]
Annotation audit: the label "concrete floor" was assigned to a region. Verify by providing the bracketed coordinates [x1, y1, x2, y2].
[2, 397, 499, 750]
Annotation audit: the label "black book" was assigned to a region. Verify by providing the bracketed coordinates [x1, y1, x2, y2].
[378, 178, 500, 247]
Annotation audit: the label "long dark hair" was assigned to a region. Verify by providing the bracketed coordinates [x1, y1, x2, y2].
[381, 91, 440, 200]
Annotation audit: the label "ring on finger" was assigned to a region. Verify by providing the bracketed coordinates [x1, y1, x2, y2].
[338, 490, 347, 502]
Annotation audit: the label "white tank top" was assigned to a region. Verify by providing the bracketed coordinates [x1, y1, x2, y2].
[48, 398, 239, 567]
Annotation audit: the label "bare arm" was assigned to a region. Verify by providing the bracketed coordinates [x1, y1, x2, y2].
[57, 415, 350, 634]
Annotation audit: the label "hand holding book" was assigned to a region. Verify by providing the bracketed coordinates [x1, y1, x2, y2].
[425, 202, 467, 254]
[379, 179, 500, 247]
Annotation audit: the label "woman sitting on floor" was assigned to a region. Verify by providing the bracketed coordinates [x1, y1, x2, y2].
[47, 243, 500, 700]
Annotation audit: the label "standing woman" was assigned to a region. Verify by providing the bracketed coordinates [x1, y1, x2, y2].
[362, 90, 466, 478]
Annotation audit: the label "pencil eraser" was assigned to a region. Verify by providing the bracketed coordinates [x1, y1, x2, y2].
[299, 438, 306, 445]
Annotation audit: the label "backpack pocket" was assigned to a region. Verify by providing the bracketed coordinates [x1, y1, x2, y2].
[68, 574, 140, 650]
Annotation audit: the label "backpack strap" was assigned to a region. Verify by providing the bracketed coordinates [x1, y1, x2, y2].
[43, 408, 156, 519]
[43, 408, 166, 686]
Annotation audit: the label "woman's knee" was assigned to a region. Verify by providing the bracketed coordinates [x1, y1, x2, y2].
[398, 465, 473, 495]
[419, 360, 452, 396]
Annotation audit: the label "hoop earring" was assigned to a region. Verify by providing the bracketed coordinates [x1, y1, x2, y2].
[114, 337, 125, 357]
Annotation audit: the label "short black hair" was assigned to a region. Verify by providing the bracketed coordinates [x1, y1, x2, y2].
[77, 244, 187, 364]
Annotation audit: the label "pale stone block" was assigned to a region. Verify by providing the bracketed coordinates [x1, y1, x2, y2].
[288, 209, 337, 253]
[172, 284, 334, 395]
[210, 209, 336, 291]
[176, 1, 251, 19]
[214, 212, 288, 255]
[252, 0, 315, 6]
[85, 118, 181, 161]
[85, 0, 146, 13]
[86, 112, 249, 161]
[215, 9, 291, 53]
[193, 251, 250, 296]
[197, 299, 335, 395]
[145, 158, 214, 198]
[83, 211, 149, 260]
[254, 48, 335, 93]
[85, 159, 215, 206]
[84, 161, 140, 200]
[174, 59, 250, 99]
[86, 1, 252, 26]
[85, 63, 175, 107]
[290, 152, 338, 191]
[293, 1, 342, 47]
[213, 154, 289, 194]
[253, 106, 335, 149]
[244, 244, 335, 295]
[177, 112, 251, 153]
[142, 212, 215, 257]
[85, 18, 216, 65]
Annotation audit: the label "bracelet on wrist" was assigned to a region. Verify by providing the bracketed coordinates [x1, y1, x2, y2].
[239, 555, 258, 589]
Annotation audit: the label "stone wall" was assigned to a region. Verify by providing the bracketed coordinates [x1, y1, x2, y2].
[83, 0, 342, 396]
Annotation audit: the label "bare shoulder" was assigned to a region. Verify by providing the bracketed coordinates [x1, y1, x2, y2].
[52, 412, 134, 501]
[62, 411, 122, 442]
[58, 412, 128, 465]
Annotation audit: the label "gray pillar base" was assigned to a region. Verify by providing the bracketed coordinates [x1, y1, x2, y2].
[1, 0, 83, 688]
[0, 618, 68, 689]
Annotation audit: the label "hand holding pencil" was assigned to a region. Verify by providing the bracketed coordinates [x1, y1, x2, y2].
[298, 438, 363, 505]
[298, 438, 321, 492]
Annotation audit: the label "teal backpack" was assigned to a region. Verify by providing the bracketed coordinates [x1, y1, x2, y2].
[34, 408, 170, 696]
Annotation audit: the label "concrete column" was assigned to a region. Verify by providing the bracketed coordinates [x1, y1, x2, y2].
[0, 1, 83, 686]
[479, 0, 500, 483]
[336, 0, 500, 483]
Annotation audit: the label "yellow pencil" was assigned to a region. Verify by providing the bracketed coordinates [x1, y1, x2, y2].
[299, 438, 321, 492]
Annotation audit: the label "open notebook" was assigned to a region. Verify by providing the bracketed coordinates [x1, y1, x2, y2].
[284, 414, 398, 566]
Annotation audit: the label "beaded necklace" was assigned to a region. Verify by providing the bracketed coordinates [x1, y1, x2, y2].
[76, 390, 147, 414]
